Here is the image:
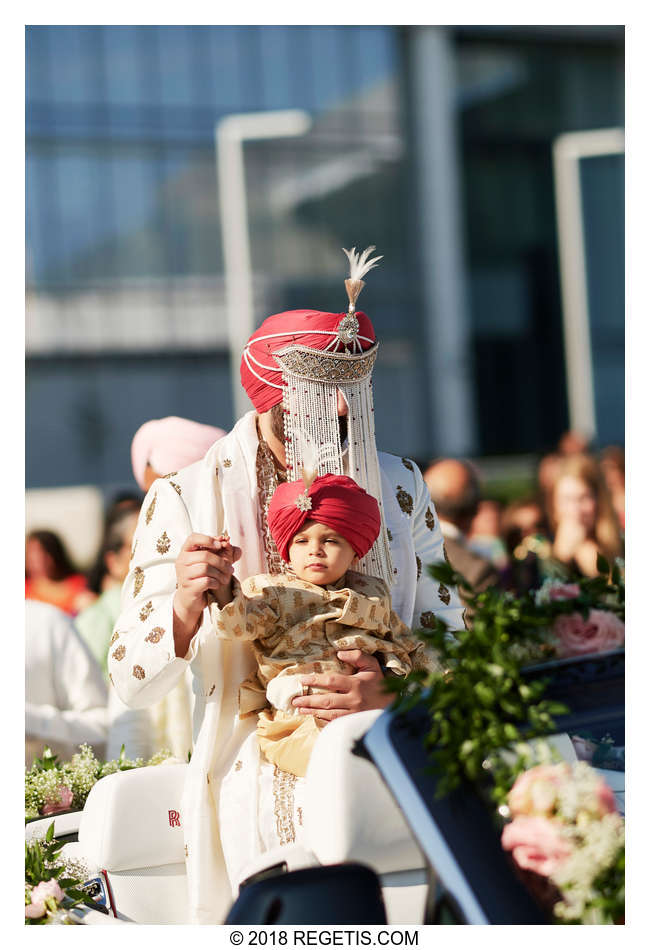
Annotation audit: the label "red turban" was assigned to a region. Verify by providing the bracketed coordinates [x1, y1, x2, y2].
[240, 310, 376, 413]
[267, 474, 381, 562]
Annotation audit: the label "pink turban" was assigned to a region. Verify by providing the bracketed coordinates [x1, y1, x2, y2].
[267, 474, 381, 562]
[240, 309, 376, 413]
[131, 416, 226, 490]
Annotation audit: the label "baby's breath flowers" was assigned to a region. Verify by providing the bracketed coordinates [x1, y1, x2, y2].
[26, 744, 173, 821]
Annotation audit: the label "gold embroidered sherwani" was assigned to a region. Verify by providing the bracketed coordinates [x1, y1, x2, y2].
[210, 570, 440, 777]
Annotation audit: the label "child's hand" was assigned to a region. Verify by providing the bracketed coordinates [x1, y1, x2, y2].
[212, 535, 235, 607]
[214, 534, 235, 564]
[174, 533, 239, 625]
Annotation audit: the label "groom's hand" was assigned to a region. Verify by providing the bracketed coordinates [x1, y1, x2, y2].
[291, 650, 396, 721]
[173, 533, 241, 655]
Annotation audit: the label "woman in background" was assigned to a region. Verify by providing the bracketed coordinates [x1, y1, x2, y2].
[25, 529, 95, 616]
[549, 453, 622, 578]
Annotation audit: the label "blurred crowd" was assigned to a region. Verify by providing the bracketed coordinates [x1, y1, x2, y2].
[25, 421, 624, 769]
[422, 432, 624, 603]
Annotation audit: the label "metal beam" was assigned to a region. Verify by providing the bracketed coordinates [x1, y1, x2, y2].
[215, 110, 312, 423]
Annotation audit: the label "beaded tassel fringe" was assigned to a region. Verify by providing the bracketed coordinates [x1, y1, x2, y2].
[281, 370, 394, 588]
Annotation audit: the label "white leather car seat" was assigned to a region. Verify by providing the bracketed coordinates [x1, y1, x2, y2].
[73, 762, 189, 923]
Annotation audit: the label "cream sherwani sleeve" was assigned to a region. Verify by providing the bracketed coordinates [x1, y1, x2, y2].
[108, 476, 207, 710]
[408, 459, 466, 633]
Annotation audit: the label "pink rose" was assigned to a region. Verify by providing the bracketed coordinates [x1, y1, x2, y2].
[508, 763, 570, 818]
[25, 899, 46, 918]
[552, 610, 625, 658]
[501, 816, 573, 877]
[547, 583, 580, 601]
[31, 879, 65, 904]
[42, 785, 74, 816]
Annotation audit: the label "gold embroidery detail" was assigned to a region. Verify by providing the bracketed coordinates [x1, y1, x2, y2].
[223, 458, 232, 468]
[425, 507, 436, 531]
[130, 540, 137, 562]
[133, 567, 144, 597]
[169, 481, 182, 495]
[274, 343, 378, 383]
[272, 765, 297, 845]
[132, 665, 145, 680]
[156, 531, 171, 554]
[235, 760, 243, 772]
[349, 596, 359, 614]
[145, 493, 157, 525]
[419, 611, 436, 629]
[416, 555, 422, 581]
[401, 457, 414, 472]
[396, 485, 414, 516]
[145, 626, 165, 643]
[112, 645, 126, 661]
[256, 441, 285, 574]
[139, 601, 153, 622]
[163, 471, 178, 479]
[443, 542, 451, 565]
[297, 807, 304, 826]
[109, 631, 120, 646]
[184, 844, 188, 857]
[109, 673, 114, 687]
[438, 583, 451, 605]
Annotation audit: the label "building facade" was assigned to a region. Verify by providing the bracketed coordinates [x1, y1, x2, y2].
[26, 25, 624, 490]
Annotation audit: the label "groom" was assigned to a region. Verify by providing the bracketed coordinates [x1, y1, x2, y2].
[110, 253, 464, 727]
[108, 247, 465, 923]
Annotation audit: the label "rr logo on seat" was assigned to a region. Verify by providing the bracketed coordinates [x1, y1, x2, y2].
[168, 809, 181, 827]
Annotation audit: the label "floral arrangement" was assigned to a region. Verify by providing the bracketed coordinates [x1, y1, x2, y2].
[26, 744, 172, 822]
[500, 754, 625, 923]
[389, 556, 624, 924]
[533, 567, 624, 659]
[25, 821, 97, 924]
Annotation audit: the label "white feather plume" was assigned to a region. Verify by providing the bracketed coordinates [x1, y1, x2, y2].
[342, 246, 383, 283]
[295, 426, 339, 489]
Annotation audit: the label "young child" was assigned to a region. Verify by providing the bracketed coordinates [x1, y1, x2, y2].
[208, 472, 440, 778]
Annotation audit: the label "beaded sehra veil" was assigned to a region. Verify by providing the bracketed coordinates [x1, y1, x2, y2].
[242, 247, 394, 587]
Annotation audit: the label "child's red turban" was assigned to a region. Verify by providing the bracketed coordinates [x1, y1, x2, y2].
[267, 473, 381, 563]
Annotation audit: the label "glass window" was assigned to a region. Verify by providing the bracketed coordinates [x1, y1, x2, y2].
[456, 32, 624, 453]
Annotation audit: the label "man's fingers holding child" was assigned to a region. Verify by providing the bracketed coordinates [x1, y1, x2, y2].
[292, 651, 393, 718]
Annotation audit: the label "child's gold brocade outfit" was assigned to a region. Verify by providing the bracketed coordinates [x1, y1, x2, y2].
[209, 569, 440, 776]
